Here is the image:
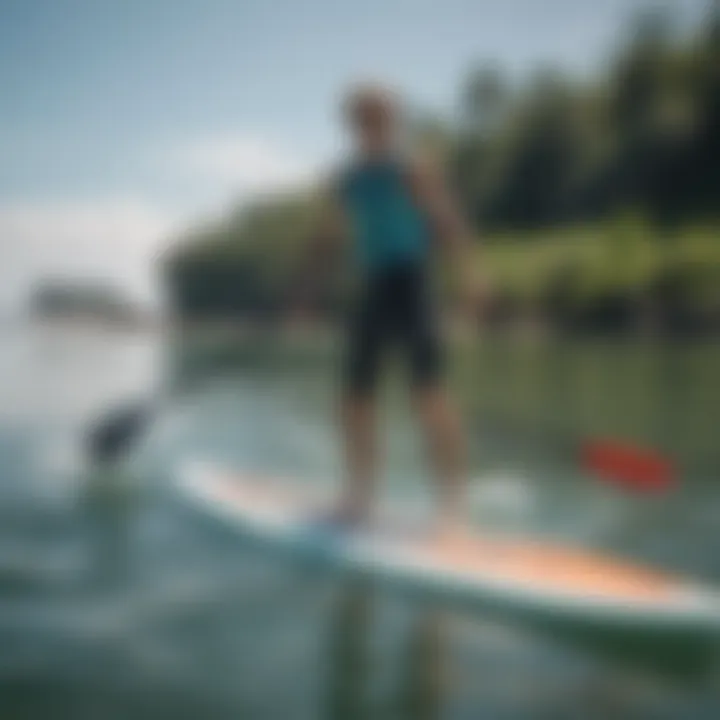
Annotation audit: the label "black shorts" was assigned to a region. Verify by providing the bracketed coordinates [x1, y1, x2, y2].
[344, 263, 443, 394]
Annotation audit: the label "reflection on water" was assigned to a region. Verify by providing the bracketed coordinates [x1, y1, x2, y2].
[395, 607, 444, 720]
[0, 324, 719, 719]
[325, 586, 372, 720]
[81, 469, 135, 590]
[324, 585, 444, 720]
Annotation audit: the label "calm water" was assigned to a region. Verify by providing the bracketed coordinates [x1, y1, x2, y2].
[1, 323, 718, 719]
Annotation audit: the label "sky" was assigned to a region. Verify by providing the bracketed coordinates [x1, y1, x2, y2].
[0, 0, 708, 309]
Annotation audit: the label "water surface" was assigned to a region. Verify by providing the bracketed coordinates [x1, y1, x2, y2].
[1, 323, 718, 719]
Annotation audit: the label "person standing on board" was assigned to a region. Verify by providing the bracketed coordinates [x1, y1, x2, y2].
[311, 83, 480, 538]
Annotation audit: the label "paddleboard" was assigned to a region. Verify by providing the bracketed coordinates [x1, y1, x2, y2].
[177, 462, 720, 635]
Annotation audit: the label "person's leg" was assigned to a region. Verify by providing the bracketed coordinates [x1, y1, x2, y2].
[338, 278, 386, 524]
[338, 390, 377, 523]
[402, 265, 468, 533]
[413, 383, 467, 532]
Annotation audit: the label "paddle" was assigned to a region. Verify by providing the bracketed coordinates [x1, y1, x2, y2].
[581, 439, 676, 493]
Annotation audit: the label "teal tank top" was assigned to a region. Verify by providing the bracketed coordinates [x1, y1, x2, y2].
[338, 158, 430, 271]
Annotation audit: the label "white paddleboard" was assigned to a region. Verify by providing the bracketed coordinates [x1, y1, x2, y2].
[176, 462, 720, 635]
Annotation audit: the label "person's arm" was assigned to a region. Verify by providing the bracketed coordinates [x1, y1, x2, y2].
[407, 159, 485, 311]
[407, 158, 468, 252]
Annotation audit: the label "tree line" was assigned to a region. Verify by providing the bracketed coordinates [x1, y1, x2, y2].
[165, 7, 720, 336]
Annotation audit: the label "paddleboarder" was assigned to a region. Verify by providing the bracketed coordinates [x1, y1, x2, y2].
[309, 82, 482, 536]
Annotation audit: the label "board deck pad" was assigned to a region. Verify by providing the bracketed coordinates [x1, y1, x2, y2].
[177, 463, 720, 634]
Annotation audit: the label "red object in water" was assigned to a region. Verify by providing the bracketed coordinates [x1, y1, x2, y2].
[582, 440, 676, 492]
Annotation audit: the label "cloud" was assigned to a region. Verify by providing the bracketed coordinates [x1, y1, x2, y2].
[0, 199, 177, 311]
[171, 133, 319, 199]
